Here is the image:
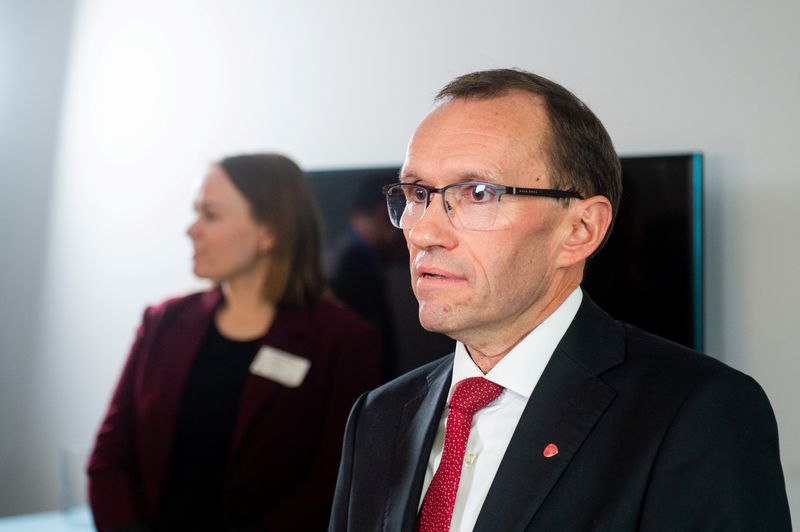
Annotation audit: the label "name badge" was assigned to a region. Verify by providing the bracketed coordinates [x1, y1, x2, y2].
[250, 346, 311, 388]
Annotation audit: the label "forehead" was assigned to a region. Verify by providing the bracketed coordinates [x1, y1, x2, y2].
[402, 92, 552, 185]
[197, 165, 244, 206]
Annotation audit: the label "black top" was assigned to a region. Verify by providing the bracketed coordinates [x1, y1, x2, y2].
[156, 321, 262, 531]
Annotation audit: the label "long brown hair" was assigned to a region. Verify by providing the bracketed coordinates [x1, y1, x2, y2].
[219, 153, 328, 306]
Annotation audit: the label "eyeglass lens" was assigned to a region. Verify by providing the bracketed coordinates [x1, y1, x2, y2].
[385, 183, 501, 230]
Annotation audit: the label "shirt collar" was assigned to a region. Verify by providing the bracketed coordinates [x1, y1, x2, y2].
[450, 287, 583, 400]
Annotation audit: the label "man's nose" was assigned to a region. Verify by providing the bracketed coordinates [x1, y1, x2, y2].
[406, 193, 457, 250]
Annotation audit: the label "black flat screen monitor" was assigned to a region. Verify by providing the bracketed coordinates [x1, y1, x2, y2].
[583, 153, 703, 351]
[309, 152, 703, 377]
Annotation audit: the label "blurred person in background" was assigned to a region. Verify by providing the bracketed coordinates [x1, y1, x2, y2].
[88, 153, 381, 531]
[326, 171, 402, 381]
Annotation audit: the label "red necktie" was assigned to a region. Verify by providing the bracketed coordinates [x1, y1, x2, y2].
[417, 377, 504, 532]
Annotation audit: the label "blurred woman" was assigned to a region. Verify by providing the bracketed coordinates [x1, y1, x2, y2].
[88, 153, 381, 531]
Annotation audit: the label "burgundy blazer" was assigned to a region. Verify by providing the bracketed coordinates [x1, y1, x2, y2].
[88, 289, 381, 531]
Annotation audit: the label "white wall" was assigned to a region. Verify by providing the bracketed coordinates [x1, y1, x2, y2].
[2, 0, 798, 519]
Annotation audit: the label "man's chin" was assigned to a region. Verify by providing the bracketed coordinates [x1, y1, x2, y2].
[418, 306, 461, 337]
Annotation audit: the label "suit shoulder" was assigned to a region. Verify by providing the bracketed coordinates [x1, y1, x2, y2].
[627, 329, 790, 529]
[365, 354, 453, 405]
[142, 289, 217, 325]
[622, 323, 732, 375]
[617, 322, 773, 411]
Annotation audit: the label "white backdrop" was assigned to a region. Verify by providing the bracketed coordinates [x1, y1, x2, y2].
[1, 0, 798, 519]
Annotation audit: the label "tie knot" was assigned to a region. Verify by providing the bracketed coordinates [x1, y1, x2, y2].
[449, 377, 504, 416]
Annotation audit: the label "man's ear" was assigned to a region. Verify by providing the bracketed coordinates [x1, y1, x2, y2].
[557, 196, 613, 267]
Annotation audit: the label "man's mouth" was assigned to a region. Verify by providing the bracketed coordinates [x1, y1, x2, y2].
[417, 266, 463, 282]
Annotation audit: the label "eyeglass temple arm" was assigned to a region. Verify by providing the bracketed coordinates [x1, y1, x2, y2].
[507, 186, 584, 200]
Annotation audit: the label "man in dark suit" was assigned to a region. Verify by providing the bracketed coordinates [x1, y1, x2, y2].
[327, 171, 402, 380]
[329, 68, 791, 531]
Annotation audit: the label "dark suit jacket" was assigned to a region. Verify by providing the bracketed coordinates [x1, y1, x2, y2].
[88, 289, 381, 531]
[330, 295, 791, 531]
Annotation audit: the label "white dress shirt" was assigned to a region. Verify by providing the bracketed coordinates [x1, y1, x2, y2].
[418, 287, 583, 532]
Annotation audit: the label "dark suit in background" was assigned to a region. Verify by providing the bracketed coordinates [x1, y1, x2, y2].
[89, 289, 381, 531]
[328, 227, 398, 379]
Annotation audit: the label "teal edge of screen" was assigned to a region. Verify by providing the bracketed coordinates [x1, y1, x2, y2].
[692, 153, 703, 352]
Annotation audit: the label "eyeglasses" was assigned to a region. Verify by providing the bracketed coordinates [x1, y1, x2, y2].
[381, 181, 584, 231]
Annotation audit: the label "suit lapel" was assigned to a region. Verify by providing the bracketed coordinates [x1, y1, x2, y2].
[383, 357, 453, 532]
[473, 295, 624, 532]
[153, 289, 221, 437]
[161, 290, 222, 393]
[228, 304, 309, 454]
[146, 289, 221, 505]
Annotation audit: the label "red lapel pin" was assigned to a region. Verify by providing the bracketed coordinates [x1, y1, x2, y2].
[543, 443, 559, 458]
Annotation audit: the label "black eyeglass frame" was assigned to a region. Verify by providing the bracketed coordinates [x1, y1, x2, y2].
[381, 181, 584, 204]
[381, 181, 585, 229]
[381, 181, 583, 209]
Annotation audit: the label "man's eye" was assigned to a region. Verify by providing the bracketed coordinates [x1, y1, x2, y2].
[408, 187, 427, 202]
[466, 184, 496, 203]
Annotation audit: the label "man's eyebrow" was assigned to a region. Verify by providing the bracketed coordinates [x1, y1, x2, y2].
[398, 171, 500, 185]
[456, 171, 499, 183]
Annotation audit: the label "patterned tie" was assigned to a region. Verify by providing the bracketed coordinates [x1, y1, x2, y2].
[417, 377, 505, 532]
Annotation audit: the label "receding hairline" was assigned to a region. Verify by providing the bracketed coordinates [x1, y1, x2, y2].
[428, 68, 623, 250]
[435, 83, 543, 104]
[425, 89, 559, 176]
